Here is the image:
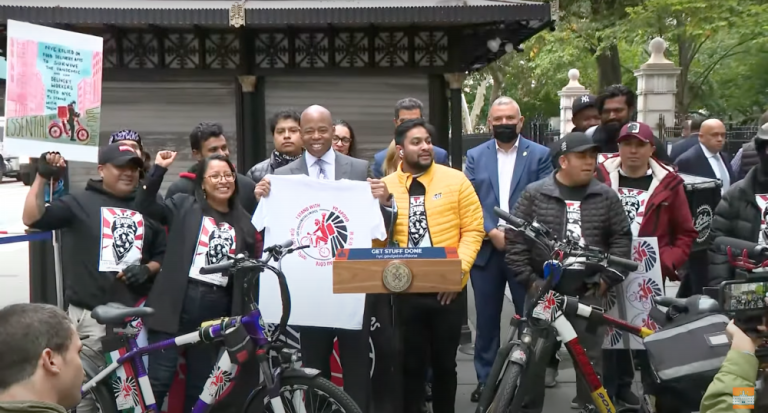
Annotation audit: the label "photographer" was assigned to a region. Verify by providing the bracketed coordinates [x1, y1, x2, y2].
[700, 319, 763, 412]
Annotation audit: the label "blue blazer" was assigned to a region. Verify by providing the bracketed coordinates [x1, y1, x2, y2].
[669, 133, 700, 162]
[370, 145, 449, 178]
[465, 137, 553, 266]
[675, 143, 735, 183]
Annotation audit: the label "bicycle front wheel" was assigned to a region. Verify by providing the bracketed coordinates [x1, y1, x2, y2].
[244, 375, 362, 413]
[489, 363, 523, 413]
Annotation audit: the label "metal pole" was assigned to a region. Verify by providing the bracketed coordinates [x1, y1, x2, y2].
[50, 178, 64, 309]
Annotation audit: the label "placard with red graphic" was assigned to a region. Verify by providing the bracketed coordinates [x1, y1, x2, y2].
[602, 237, 663, 350]
[99, 207, 144, 272]
[598, 153, 616, 164]
[188, 217, 237, 286]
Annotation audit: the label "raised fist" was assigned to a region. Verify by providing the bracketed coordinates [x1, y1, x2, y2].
[155, 151, 178, 168]
[38, 151, 66, 180]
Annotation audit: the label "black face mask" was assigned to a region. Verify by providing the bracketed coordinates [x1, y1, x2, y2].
[493, 124, 519, 144]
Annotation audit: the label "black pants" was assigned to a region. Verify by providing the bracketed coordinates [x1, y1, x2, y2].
[603, 349, 635, 399]
[300, 325, 371, 413]
[148, 282, 231, 413]
[398, 292, 464, 413]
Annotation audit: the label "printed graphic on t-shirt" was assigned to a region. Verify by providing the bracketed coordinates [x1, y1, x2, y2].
[294, 206, 352, 262]
[757, 194, 768, 246]
[408, 195, 431, 247]
[619, 187, 651, 237]
[99, 208, 144, 272]
[188, 217, 237, 286]
[598, 153, 616, 164]
[565, 201, 584, 244]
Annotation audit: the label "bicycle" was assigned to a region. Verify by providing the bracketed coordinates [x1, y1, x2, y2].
[78, 240, 362, 413]
[475, 207, 646, 413]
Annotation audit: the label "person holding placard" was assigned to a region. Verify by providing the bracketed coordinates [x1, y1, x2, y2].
[595, 121, 698, 409]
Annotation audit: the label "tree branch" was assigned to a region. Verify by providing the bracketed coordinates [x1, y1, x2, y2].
[690, 36, 759, 87]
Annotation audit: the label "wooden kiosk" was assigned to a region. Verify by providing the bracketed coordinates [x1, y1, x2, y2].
[334, 247, 464, 413]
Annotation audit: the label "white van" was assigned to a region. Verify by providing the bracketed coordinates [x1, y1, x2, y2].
[0, 116, 23, 182]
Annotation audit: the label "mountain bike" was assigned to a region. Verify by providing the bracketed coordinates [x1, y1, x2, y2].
[78, 240, 362, 413]
[475, 207, 645, 413]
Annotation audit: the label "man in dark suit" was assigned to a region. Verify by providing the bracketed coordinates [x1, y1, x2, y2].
[371, 97, 449, 178]
[675, 118, 734, 195]
[253, 105, 374, 412]
[464, 96, 553, 401]
[669, 116, 705, 162]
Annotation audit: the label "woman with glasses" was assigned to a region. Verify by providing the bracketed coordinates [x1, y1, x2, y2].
[134, 151, 256, 413]
[333, 119, 357, 157]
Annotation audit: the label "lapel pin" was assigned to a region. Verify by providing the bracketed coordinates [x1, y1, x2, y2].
[523, 151, 528, 157]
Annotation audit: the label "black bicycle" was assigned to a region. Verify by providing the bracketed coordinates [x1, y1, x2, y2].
[78, 240, 362, 413]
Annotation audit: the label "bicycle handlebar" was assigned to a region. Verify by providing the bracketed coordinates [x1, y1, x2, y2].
[199, 240, 309, 344]
[714, 237, 768, 261]
[493, 207, 639, 273]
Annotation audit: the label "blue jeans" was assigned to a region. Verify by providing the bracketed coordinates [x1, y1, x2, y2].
[147, 282, 231, 413]
[471, 249, 527, 383]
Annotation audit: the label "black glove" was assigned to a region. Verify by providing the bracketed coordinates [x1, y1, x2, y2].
[122, 264, 151, 286]
[37, 151, 65, 180]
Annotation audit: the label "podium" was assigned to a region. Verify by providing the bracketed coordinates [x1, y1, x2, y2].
[333, 247, 463, 413]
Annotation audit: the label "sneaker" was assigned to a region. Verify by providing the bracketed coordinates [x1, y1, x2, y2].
[617, 386, 640, 408]
[571, 396, 585, 409]
[545, 367, 558, 387]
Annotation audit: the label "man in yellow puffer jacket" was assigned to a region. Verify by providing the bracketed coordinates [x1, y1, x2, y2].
[373, 118, 484, 413]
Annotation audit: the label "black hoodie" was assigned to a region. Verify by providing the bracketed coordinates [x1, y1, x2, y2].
[28, 180, 166, 310]
[165, 163, 257, 215]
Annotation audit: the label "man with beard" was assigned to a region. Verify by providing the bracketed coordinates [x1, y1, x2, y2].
[464, 96, 552, 400]
[506, 132, 632, 413]
[591, 84, 672, 164]
[166, 122, 257, 214]
[247, 109, 304, 183]
[377, 118, 484, 413]
[595, 122, 697, 410]
[21, 144, 166, 413]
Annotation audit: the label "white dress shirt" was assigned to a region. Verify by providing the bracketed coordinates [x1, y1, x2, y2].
[699, 143, 730, 193]
[497, 139, 519, 224]
[305, 148, 336, 180]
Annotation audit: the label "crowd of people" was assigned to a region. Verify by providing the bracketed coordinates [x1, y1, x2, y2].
[0, 87, 767, 413]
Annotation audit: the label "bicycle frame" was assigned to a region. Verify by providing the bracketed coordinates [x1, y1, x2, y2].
[536, 260, 655, 413]
[82, 253, 289, 413]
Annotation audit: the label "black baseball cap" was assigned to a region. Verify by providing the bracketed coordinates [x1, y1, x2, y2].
[558, 132, 599, 155]
[98, 143, 144, 167]
[572, 94, 597, 116]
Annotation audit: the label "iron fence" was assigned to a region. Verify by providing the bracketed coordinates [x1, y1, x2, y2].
[662, 124, 759, 157]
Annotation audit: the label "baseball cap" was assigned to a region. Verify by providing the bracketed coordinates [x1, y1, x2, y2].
[109, 129, 143, 149]
[572, 94, 596, 116]
[98, 143, 144, 167]
[618, 121, 655, 144]
[756, 122, 768, 140]
[558, 132, 599, 155]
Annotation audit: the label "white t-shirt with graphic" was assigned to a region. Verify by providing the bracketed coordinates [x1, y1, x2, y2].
[252, 174, 387, 330]
[99, 207, 144, 272]
[756, 195, 768, 246]
[564, 201, 587, 266]
[619, 187, 651, 237]
[188, 217, 237, 286]
[408, 187, 432, 247]
[598, 153, 616, 164]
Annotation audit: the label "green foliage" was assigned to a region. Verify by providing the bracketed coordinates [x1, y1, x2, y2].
[463, 0, 768, 125]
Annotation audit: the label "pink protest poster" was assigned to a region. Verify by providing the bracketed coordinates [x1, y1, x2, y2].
[4, 20, 102, 162]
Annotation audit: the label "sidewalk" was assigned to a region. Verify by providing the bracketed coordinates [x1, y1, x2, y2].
[456, 281, 680, 411]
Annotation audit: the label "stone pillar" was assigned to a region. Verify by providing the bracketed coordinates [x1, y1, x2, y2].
[557, 69, 589, 137]
[634, 38, 681, 136]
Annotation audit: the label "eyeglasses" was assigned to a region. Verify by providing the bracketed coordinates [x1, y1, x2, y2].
[206, 172, 236, 183]
[333, 137, 352, 145]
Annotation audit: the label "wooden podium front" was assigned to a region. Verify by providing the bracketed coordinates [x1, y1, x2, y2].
[333, 247, 463, 413]
[333, 247, 463, 294]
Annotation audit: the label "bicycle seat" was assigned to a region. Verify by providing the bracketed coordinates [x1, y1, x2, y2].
[653, 296, 686, 307]
[91, 303, 155, 325]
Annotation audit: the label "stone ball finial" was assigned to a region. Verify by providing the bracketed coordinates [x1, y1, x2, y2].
[647, 37, 672, 64]
[568, 68, 580, 81]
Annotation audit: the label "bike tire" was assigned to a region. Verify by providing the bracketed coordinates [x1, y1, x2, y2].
[489, 363, 523, 413]
[72, 382, 118, 413]
[243, 376, 362, 413]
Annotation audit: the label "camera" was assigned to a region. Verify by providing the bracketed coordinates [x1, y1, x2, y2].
[718, 275, 768, 337]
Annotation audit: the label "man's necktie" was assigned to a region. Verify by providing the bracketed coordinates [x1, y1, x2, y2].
[716, 154, 730, 192]
[315, 159, 327, 180]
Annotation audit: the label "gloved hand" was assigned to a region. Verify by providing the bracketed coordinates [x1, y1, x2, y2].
[121, 264, 151, 286]
[37, 151, 66, 180]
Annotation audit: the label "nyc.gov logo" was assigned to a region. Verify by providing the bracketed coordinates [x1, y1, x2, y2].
[292, 205, 353, 265]
[732, 387, 755, 409]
